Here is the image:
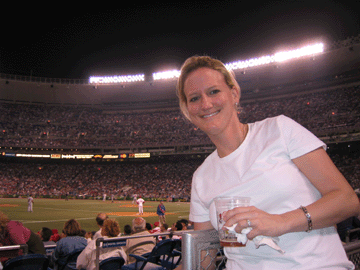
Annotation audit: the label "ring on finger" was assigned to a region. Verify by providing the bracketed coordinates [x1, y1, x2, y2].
[247, 219, 251, 227]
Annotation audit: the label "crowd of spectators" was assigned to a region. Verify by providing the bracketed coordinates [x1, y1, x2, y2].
[0, 160, 197, 200]
[0, 210, 193, 269]
[0, 83, 360, 198]
[0, 85, 359, 149]
[0, 145, 359, 199]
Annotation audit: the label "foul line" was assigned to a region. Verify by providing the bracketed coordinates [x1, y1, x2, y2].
[20, 217, 95, 224]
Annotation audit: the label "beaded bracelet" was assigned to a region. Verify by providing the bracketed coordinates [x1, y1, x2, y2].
[299, 206, 313, 232]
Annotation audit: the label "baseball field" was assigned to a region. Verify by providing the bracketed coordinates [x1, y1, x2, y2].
[0, 198, 191, 234]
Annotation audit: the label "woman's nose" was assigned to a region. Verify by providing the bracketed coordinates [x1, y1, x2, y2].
[201, 96, 213, 110]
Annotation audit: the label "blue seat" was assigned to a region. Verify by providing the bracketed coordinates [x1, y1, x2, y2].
[56, 248, 84, 270]
[166, 239, 182, 270]
[121, 239, 176, 270]
[99, 256, 125, 270]
[158, 239, 181, 270]
[3, 253, 50, 270]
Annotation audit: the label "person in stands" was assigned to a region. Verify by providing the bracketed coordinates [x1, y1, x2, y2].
[0, 211, 45, 264]
[124, 217, 156, 264]
[51, 219, 87, 269]
[40, 227, 56, 246]
[76, 219, 126, 270]
[92, 213, 108, 241]
[175, 55, 359, 269]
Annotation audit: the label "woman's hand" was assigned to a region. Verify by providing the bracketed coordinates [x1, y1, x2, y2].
[222, 206, 289, 240]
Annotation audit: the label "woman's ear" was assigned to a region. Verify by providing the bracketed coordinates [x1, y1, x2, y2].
[231, 86, 240, 103]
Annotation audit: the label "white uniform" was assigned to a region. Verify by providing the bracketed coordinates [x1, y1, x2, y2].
[27, 196, 34, 212]
[190, 115, 354, 269]
[136, 198, 145, 214]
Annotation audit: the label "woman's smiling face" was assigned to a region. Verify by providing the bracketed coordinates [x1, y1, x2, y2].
[184, 67, 239, 137]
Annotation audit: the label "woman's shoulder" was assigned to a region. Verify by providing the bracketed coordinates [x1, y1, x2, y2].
[250, 114, 293, 128]
[60, 236, 87, 244]
[249, 115, 302, 136]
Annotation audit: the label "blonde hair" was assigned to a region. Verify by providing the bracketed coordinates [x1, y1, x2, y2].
[176, 56, 241, 120]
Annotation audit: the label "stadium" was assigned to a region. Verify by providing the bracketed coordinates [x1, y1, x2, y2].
[0, 4, 360, 268]
[1, 36, 359, 199]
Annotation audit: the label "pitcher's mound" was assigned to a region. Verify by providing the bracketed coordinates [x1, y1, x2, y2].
[118, 204, 151, 208]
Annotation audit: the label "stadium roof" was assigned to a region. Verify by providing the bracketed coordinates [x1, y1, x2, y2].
[1, 1, 359, 79]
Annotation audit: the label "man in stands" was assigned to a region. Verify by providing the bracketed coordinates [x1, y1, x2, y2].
[124, 217, 156, 264]
[39, 227, 56, 246]
[92, 213, 108, 240]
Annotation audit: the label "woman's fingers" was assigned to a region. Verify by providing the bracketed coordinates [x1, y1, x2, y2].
[222, 206, 255, 226]
[222, 206, 285, 238]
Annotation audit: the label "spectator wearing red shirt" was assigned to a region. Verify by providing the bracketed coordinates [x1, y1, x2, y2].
[0, 212, 45, 263]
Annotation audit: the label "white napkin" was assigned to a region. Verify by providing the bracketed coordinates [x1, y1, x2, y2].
[224, 224, 285, 254]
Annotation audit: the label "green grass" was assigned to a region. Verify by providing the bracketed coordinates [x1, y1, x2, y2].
[0, 198, 190, 234]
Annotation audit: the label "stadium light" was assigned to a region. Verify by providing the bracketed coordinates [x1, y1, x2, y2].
[225, 55, 274, 70]
[225, 43, 324, 70]
[89, 74, 145, 84]
[152, 70, 181, 81]
[151, 43, 324, 81]
[273, 43, 324, 62]
[89, 42, 324, 83]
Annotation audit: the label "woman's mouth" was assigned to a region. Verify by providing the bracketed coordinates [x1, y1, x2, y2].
[202, 111, 220, 118]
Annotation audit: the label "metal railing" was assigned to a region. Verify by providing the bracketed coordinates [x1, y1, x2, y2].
[0, 244, 28, 258]
[94, 231, 184, 270]
[4, 230, 360, 270]
[181, 229, 360, 270]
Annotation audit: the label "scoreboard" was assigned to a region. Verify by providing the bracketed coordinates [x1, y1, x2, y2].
[2, 152, 150, 160]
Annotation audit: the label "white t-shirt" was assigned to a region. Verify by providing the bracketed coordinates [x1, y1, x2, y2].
[190, 115, 353, 269]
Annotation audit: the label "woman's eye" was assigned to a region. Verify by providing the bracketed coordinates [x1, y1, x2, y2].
[189, 96, 199, 102]
[210, 89, 220, 95]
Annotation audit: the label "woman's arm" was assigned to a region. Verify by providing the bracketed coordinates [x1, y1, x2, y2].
[287, 147, 359, 232]
[223, 147, 360, 239]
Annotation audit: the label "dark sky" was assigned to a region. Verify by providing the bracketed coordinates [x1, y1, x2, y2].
[1, 1, 359, 79]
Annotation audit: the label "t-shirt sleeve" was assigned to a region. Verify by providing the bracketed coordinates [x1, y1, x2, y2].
[278, 115, 326, 159]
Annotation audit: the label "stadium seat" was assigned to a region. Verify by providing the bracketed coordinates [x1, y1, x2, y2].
[2, 253, 49, 270]
[160, 239, 181, 270]
[56, 248, 84, 270]
[99, 256, 125, 270]
[171, 239, 182, 269]
[122, 239, 176, 270]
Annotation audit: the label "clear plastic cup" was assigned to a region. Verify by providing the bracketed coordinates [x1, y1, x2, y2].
[214, 196, 251, 247]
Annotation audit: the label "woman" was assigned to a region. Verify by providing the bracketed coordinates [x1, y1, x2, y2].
[51, 219, 87, 270]
[176, 56, 360, 269]
[76, 219, 126, 270]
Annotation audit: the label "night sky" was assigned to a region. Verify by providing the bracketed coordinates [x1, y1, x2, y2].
[1, 1, 359, 79]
